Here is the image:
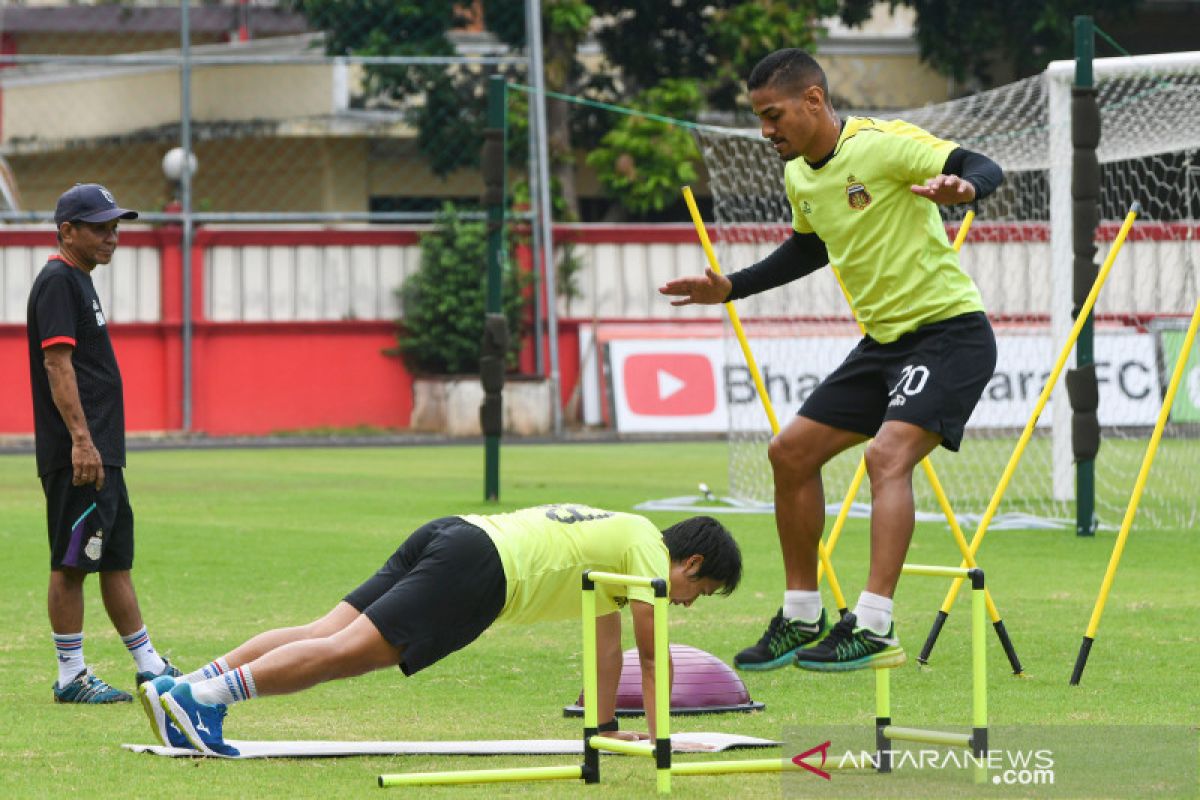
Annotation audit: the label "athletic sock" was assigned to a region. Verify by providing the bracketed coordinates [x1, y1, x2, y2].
[192, 665, 257, 706]
[783, 590, 823, 623]
[853, 591, 894, 635]
[53, 632, 85, 687]
[121, 626, 168, 675]
[182, 657, 231, 684]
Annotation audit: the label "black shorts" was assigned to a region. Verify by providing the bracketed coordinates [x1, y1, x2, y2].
[344, 517, 507, 676]
[42, 467, 135, 572]
[800, 312, 997, 452]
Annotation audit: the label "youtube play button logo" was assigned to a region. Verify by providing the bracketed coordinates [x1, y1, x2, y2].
[623, 354, 717, 416]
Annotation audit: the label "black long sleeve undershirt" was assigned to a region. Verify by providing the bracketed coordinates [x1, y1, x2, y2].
[943, 147, 1003, 201]
[725, 147, 1003, 302]
[726, 231, 828, 301]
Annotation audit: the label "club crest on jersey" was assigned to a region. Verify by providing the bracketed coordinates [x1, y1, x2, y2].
[846, 175, 872, 210]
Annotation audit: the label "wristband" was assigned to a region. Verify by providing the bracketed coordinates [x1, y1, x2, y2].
[596, 718, 619, 733]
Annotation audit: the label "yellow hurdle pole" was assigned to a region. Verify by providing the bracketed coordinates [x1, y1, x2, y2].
[1070, 294, 1200, 685]
[682, 185, 845, 612]
[923, 203, 1142, 658]
[378, 765, 583, 787]
[581, 572, 600, 783]
[653, 587, 671, 794]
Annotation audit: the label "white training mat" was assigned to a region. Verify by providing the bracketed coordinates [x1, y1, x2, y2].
[123, 732, 780, 759]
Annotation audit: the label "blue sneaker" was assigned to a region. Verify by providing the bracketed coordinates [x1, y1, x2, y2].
[136, 658, 183, 687]
[137, 675, 190, 749]
[160, 683, 239, 757]
[53, 669, 132, 704]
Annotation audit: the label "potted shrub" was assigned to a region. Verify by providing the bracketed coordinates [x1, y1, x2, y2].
[392, 202, 542, 435]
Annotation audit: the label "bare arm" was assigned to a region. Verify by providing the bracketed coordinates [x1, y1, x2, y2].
[594, 611, 623, 730]
[629, 599, 669, 740]
[657, 267, 732, 307]
[42, 344, 104, 489]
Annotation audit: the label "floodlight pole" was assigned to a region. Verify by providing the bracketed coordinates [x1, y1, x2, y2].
[180, 0, 195, 432]
[526, 0, 563, 435]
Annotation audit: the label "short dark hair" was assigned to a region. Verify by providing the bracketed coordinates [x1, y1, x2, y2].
[661, 516, 742, 595]
[747, 48, 829, 103]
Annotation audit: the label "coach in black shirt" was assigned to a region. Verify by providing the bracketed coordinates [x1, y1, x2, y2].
[27, 184, 180, 703]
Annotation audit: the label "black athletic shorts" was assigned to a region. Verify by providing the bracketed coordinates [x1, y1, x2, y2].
[800, 311, 997, 452]
[343, 516, 507, 676]
[42, 466, 135, 572]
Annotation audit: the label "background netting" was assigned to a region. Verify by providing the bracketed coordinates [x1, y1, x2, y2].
[696, 55, 1200, 529]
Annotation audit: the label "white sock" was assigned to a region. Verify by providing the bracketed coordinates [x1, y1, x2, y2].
[853, 591, 894, 634]
[191, 665, 257, 706]
[783, 590, 823, 622]
[53, 632, 85, 687]
[182, 657, 231, 684]
[121, 626, 167, 675]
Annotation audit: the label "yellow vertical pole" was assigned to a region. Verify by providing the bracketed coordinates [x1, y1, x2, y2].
[1071, 294, 1200, 684]
[682, 186, 845, 611]
[580, 572, 599, 784]
[653, 582, 671, 794]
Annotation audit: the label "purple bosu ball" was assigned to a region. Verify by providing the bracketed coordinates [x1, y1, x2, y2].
[564, 643, 764, 717]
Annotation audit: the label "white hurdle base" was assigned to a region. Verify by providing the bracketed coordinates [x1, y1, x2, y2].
[122, 732, 780, 759]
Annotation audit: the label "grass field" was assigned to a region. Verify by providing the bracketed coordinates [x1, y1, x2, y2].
[1, 441, 1196, 798]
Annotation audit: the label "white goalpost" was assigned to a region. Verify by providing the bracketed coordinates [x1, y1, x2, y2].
[695, 51, 1200, 529]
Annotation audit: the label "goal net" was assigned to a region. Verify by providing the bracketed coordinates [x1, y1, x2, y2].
[696, 52, 1200, 529]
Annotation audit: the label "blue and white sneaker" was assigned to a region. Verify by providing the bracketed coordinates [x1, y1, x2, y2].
[160, 682, 239, 757]
[137, 675, 190, 749]
[136, 657, 183, 687]
[53, 669, 132, 704]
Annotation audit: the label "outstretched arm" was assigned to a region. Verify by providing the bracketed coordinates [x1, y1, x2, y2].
[658, 231, 828, 306]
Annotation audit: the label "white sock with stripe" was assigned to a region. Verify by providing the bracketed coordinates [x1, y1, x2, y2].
[182, 657, 231, 684]
[191, 665, 258, 706]
[53, 632, 85, 687]
[121, 626, 167, 675]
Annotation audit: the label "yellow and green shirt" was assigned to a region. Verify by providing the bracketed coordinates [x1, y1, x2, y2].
[462, 504, 669, 625]
[785, 116, 984, 343]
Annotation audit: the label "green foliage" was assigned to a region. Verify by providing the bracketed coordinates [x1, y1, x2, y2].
[394, 204, 526, 375]
[585, 79, 703, 215]
[890, 0, 1143, 83]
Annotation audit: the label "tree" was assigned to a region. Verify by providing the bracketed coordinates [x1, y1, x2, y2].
[288, 0, 851, 219]
[888, 0, 1142, 84]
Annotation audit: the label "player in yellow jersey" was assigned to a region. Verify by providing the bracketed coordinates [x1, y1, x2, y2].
[660, 49, 1002, 673]
[137, 506, 742, 755]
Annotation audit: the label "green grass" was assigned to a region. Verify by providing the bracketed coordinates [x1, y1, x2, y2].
[1, 442, 1196, 798]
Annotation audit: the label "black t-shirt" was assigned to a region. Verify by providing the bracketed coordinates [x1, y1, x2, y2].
[26, 256, 126, 476]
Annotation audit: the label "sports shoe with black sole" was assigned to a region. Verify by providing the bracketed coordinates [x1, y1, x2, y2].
[793, 612, 906, 672]
[734, 607, 829, 671]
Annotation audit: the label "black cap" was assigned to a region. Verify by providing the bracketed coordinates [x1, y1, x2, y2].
[54, 183, 139, 226]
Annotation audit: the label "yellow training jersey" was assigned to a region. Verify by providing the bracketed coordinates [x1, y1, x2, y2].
[461, 504, 669, 625]
[785, 116, 985, 343]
